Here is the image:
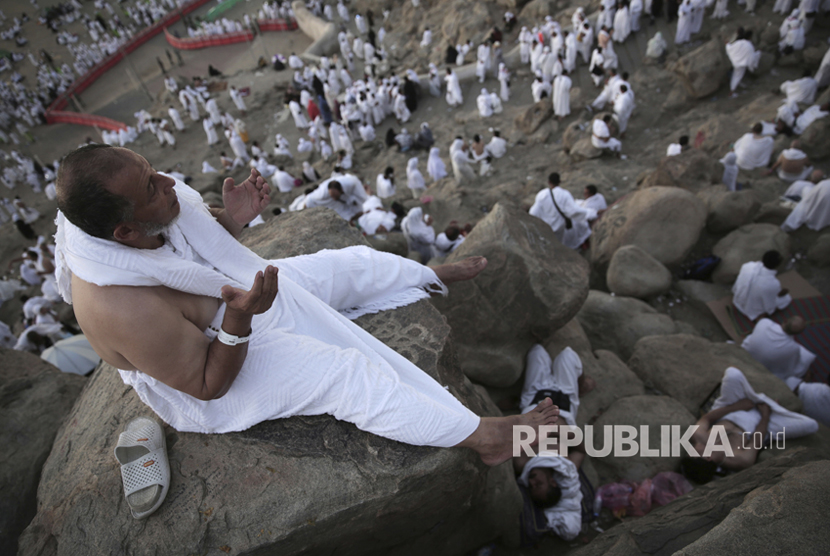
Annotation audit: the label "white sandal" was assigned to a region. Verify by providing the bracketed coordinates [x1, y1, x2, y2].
[114, 417, 170, 520]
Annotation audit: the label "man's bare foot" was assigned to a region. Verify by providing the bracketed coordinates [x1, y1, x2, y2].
[433, 256, 488, 284]
[456, 398, 560, 467]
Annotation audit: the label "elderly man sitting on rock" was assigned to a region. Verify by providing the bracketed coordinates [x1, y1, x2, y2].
[684, 367, 818, 483]
[54, 145, 562, 474]
[513, 344, 595, 541]
[733, 123, 775, 171]
[731, 250, 791, 321]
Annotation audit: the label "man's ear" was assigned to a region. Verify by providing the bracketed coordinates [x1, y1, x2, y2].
[112, 222, 140, 242]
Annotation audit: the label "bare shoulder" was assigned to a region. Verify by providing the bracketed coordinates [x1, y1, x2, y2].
[70, 274, 214, 378]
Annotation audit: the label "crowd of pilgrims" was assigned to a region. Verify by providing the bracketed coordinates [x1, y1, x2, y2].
[2, 0, 830, 356]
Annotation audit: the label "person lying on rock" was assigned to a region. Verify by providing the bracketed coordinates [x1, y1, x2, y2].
[683, 367, 817, 483]
[53, 145, 560, 467]
[513, 345, 596, 540]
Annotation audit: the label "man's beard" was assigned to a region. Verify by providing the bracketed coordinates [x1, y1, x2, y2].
[139, 212, 181, 238]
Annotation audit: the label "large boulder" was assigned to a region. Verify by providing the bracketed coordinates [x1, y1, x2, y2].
[711, 223, 791, 285]
[677, 461, 830, 556]
[432, 203, 590, 387]
[590, 396, 696, 483]
[670, 39, 731, 99]
[514, 99, 553, 135]
[695, 113, 743, 156]
[799, 115, 830, 161]
[639, 149, 722, 192]
[440, 0, 493, 44]
[697, 186, 762, 234]
[569, 137, 604, 161]
[568, 447, 830, 556]
[606, 245, 673, 300]
[0, 350, 86, 555]
[627, 334, 801, 415]
[576, 291, 688, 361]
[18, 212, 522, 556]
[591, 186, 707, 273]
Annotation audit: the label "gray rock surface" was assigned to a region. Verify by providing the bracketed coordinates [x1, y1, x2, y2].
[0, 350, 86, 556]
[514, 99, 552, 135]
[18, 212, 521, 556]
[697, 186, 762, 234]
[607, 245, 673, 300]
[711, 223, 792, 285]
[591, 186, 707, 273]
[590, 395, 696, 483]
[432, 203, 590, 387]
[568, 447, 830, 556]
[807, 232, 830, 267]
[576, 291, 686, 361]
[627, 334, 801, 415]
[799, 115, 830, 161]
[670, 39, 731, 99]
[639, 150, 722, 192]
[676, 461, 830, 556]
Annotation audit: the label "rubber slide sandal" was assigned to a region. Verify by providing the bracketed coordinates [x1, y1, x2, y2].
[114, 417, 170, 519]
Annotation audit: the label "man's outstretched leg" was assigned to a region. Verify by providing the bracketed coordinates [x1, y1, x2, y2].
[456, 398, 560, 466]
[432, 256, 488, 284]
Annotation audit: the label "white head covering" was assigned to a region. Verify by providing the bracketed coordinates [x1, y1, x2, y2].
[407, 157, 425, 190]
[427, 147, 447, 181]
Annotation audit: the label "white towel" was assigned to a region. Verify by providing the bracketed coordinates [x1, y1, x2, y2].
[54, 179, 479, 444]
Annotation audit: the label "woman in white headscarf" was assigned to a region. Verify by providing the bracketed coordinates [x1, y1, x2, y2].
[401, 206, 435, 263]
[477, 89, 493, 118]
[427, 147, 447, 182]
[720, 152, 739, 191]
[428, 63, 442, 97]
[498, 63, 511, 101]
[406, 157, 426, 198]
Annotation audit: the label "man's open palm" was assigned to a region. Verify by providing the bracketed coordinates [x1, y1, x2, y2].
[223, 168, 271, 227]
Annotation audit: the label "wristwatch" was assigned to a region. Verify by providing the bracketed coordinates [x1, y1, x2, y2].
[216, 327, 252, 346]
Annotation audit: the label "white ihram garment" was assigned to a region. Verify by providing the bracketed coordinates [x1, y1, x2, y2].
[54, 181, 478, 444]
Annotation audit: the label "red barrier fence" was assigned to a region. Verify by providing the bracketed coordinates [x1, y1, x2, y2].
[45, 110, 128, 130]
[256, 18, 298, 32]
[44, 0, 214, 125]
[164, 27, 253, 49]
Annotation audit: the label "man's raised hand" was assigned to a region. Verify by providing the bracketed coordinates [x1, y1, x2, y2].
[222, 167, 271, 228]
[221, 266, 279, 316]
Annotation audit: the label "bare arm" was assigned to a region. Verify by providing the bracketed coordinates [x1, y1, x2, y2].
[215, 168, 271, 238]
[726, 403, 771, 471]
[698, 398, 755, 427]
[86, 267, 279, 401]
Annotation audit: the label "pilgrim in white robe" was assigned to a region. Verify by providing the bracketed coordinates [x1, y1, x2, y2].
[712, 0, 730, 17]
[553, 74, 572, 118]
[427, 147, 448, 182]
[794, 104, 829, 135]
[814, 46, 830, 88]
[401, 207, 435, 263]
[532, 76, 552, 102]
[613, 88, 635, 133]
[726, 39, 760, 92]
[358, 197, 396, 235]
[202, 118, 218, 145]
[773, 0, 794, 12]
[168, 107, 185, 131]
[432, 233, 465, 258]
[646, 31, 667, 58]
[498, 64, 511, 101]
[591, 118, 622, 152]
[486, 136, 507, 159]
[305, 174, 367, 220]
[675, 1, 693, 44]
[406, 157, 427, 198]
[720, 152, 739, 191]
[577, 24, 594, 63]
[477, 89, 493, 118]
[782, 180, 830, 231]
[520, 28, 533, 64]
[733, 133, 774, 170]
[589, 50, 606, 87]
[55, 183, 480, 443]
[273, 169, 296, 193]
[529, 186, 591, 248]
[450, 140, 476, 184]
[690, 0, 705, 33]
[613, 6, 631, 42]
[376, 173, 395, 199]
[780, 76, 817, 105]
[784, 179, 816, 200]
[713, 367, 817, 440]
[742, 319, 816, 381]
[630, 0, 643, 30]
[445, 70, 463, 107]
[732, 261, 792, 320]
[787, 377, 830, 427]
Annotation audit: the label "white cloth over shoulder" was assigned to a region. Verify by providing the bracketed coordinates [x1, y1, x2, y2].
[741, 318, 815, 380]
[713, 367, 817, 438]
[53, 180, 479, 443]
[734, 133, 774, 170]
[732, 261, 791, 320]
[782, 180, 830, 231]
[518, 454, 582, 541]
